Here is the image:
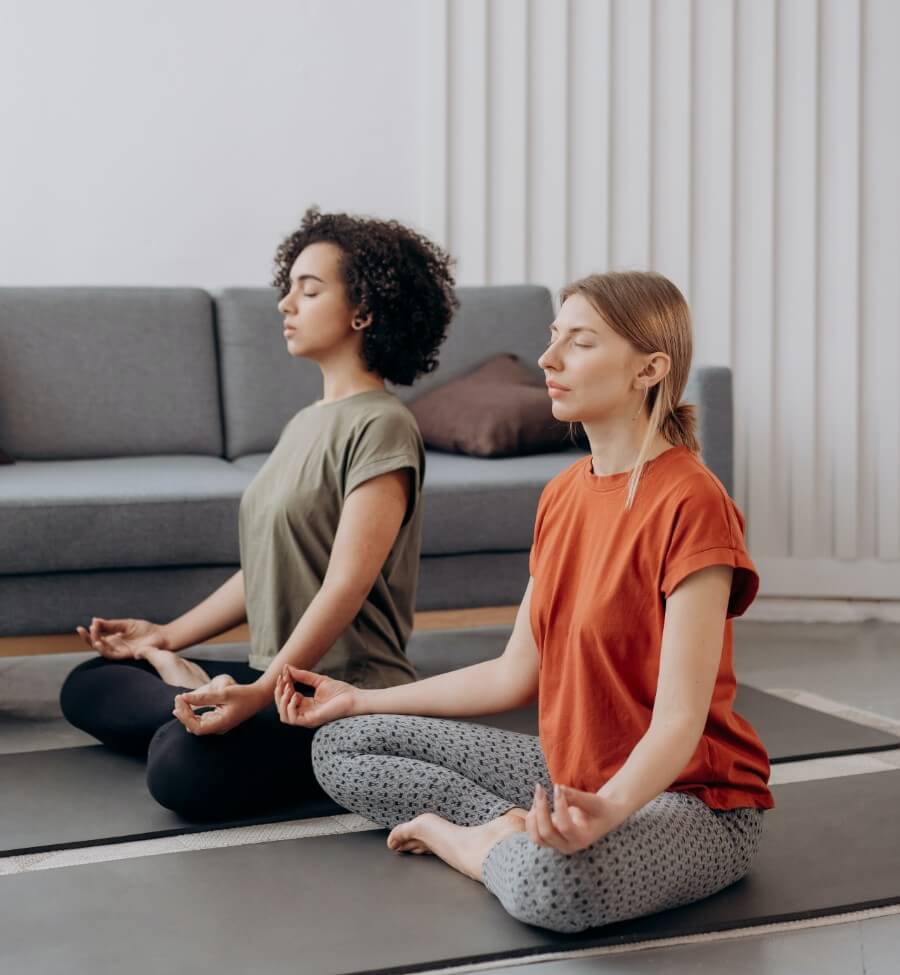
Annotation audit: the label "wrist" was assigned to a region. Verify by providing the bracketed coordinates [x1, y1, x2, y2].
[350, 687, 371, 716]
[249, 677, 277, 706]
[594, 787, 635, 826]
[158, 623, 179, 652]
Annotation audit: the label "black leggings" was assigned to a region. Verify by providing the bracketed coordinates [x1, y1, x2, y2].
[59, 656, 323, 821]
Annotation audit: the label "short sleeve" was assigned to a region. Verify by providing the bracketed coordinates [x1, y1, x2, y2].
[343, 410, 425, 525]
[528, 482, 553, 577]
[660, 476, 760, 618]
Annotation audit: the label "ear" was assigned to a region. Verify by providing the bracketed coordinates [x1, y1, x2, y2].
[351, 311, 373, 332]
[636, 352, 671, 387]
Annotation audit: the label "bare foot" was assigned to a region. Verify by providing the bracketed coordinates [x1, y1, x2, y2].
[386, 809, 527, 882]
[136, 648, 211, 689]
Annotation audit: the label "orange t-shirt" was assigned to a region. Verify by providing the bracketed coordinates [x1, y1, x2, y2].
[529, 445, 774, 811]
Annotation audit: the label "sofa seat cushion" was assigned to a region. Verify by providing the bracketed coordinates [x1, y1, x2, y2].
[420, 450, 585, 553]
[236, 448, 585, 556]
[0, 457, 253, 575]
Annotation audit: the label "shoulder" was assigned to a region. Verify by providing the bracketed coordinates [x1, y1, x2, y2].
[657, 450, 733, 505]
[359, 395, 423, 446]
[334, 392, 421, 439]
[342, 393, 425, 470]
[537, 455, 589, 508]
[656, 452, 747, 543]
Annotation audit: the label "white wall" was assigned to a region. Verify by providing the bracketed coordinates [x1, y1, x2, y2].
[0, 0, 426, 288]
[3, 0, 899, 603]
[420, 0, 900, 603]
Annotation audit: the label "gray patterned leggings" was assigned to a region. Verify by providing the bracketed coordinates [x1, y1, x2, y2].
[311, 714, 764, 933]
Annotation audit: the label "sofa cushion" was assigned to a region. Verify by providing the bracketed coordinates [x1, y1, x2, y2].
[0, 288, 223, 460]
[0, 457, 251, 575]
[408, 354, 572, 457]
[420, 450, 586, 553]
[215, 288, 323, 460]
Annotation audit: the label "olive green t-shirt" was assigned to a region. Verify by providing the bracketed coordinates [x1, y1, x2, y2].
[238, 389, 424, 688]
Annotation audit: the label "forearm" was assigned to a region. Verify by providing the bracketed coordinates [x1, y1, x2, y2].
[596, 718, 703, 820]
[356, 655, 532, 718]
[262, 588, 534, 719]
[162, 569, 247, 652]
[256, 581, 367, 693]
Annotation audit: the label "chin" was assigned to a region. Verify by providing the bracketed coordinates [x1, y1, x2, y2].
[286, 338, 315, 360]
[550, 400, 579, 423]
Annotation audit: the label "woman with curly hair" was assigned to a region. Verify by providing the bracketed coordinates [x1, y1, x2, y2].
[275, 270, 773, 934]
[60, 207, 457, 820]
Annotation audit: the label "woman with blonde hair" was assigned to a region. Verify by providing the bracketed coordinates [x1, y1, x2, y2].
[269, 270, 773, 933]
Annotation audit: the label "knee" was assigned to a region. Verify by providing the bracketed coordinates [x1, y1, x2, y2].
[486, 839, 600, 934]
[499, 877, 590, 934]
[311, 714, 405, 807]
[311, 715, 386, 779]
[310, 717, 361, 794]
[59, 657, 107, 729]
[146, 720, 210, 818]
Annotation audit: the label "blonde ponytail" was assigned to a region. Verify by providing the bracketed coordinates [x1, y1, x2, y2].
[661, 402, 700, 453]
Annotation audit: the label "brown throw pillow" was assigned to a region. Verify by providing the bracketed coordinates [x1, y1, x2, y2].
[0, 448, 13, 465]
[408, 354, 575, 457]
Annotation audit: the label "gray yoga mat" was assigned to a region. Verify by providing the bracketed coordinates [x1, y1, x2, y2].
[1, 681, 897, 858]
[0, 746, 341, 858]
[2, 770, 898, 975]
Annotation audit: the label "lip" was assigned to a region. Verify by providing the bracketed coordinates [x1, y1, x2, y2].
[283, 326, 296, 335]
[546, 380, 570, 393]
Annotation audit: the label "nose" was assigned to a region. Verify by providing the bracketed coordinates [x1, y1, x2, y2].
[538, 341, 559, 372]
[277, 292, 294, 315]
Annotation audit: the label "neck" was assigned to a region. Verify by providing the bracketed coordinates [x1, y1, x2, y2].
[318, 354, 385, 404]
[581, 415, 671, 476]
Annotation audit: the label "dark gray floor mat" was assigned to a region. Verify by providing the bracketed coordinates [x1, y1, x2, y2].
[2, 771, 898, 975]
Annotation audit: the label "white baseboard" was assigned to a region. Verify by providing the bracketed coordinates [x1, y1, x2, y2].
[755, 558, 900, 600]
[743, 597, 900, 623]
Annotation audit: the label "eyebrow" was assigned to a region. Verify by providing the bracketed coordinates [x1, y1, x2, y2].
[290, 273, 325, 284]
[549, 323, 599, 335]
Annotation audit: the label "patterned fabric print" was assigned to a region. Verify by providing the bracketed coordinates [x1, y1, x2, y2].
[311, 714, 764, 934]
[311, 714, 550, 827]
[483, 792, 763, 933]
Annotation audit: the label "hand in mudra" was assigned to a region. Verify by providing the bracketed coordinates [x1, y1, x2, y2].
[526, 783, 630, 854]
[172, 674, 266, 736]
[274, 666, 359, 728]
[75, 617, 170, 661]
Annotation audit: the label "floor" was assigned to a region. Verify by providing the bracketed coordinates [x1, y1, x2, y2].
[1, 619, 899, 973]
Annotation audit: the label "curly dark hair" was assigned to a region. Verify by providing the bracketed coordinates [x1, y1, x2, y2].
[272, 206, 458, 386]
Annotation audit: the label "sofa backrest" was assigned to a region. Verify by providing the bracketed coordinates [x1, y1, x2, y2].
[0, 284, 733, 494]
[390, 284, 555, 401]
[0, 288, 223, 460]
[684, 366, 733, 497]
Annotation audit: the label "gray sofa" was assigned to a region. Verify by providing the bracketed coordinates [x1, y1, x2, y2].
[0, 285, 733, 638]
